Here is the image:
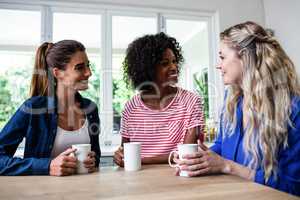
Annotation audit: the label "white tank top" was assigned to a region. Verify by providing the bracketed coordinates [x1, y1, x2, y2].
[51, 119, 90, 158]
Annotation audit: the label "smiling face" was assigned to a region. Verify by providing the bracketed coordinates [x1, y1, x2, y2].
[216, 41, 243, 85]
[54, 51, 91, 91]
[154, 48, 179, 87]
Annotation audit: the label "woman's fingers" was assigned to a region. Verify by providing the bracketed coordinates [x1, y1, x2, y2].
[113, 156, 124, 167]
[197, 139, 209, 151]
[113, 147, 124, 167]
[182, 151, 205, 159]
[88, 151, 96, 158]
[181, 161, 209, 171]
[61, 148, 77, 156]
[175, 167, 180, 176]
[188, 167, 210, 177]
[179, 156, 207, 166]
[61, 167, 76, 176]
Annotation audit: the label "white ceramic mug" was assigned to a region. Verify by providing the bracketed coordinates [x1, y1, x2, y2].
[72, 144, 91, 174]
[168, 144, 198, 177]
[123, 142, 141, 171]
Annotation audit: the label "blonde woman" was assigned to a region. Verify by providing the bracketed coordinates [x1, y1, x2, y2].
[173, 21, 300, 196]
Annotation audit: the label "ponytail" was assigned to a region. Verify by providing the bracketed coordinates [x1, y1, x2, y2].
[29, 42, 54, 97]
[29, 40, 86, 97]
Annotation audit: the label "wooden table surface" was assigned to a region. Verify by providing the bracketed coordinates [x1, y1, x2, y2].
[0, 164, 298, 200]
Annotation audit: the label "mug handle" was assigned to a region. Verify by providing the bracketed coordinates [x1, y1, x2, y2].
[168, 150, 178, 168]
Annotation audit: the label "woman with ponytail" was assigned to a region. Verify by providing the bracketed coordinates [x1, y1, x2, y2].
[0, 40, 101, 176]
[173, 21, 300, 196]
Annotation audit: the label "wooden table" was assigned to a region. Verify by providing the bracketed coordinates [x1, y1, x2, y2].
[0, 164, 298, 200]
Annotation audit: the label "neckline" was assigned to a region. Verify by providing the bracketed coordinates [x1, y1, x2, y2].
[138, 87, 181, 112]
[58, 118, 88, 133]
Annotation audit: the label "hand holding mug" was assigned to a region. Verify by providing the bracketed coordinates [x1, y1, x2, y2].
[83, 151, 98, 173]
[113, 146, 124, 167]
[72, 144, 92, 174]
[176, 142, 228, 177]
[49, 148, 77, 176]
[168, 144, 198, 177]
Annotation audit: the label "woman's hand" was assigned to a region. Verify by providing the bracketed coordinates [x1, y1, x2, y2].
[181, 150, 228, 177]
[83, 151, 98, 173]
[174, 142, 229, 177]
[49, 148, 77, 176]
[113, 146, 124, 167]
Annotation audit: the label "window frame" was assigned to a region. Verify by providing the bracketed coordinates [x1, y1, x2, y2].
[0, 1, 220, 146]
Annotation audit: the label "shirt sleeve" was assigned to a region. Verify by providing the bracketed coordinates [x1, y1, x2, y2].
[186, 96, 205, 133]
[0, 101, 51, 175]
[120, 103, 130, 139]
[254, 109, 300, 196]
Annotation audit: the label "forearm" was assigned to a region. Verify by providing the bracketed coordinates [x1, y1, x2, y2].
[0, 156, 51, 175]
[223, 159, 255, 181]
[184, 127, 199, 144]
[142, 154, 169, 165]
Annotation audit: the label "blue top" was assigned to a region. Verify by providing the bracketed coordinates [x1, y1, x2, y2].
[210, 95, 300, 196]
[0, 93, 101, 175]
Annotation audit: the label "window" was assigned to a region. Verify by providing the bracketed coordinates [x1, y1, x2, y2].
[53, 12, 102, 106]
[0, 3, 218, 145]
[166, 18, 210, 118]
[111, 15, 157, 144]
[0, 8, 41, 128]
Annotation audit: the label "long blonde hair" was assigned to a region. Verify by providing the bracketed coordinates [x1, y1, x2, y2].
[220, 21, 300, 180]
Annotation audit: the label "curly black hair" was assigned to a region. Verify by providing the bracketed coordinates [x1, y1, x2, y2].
[123, 32, 184, 91]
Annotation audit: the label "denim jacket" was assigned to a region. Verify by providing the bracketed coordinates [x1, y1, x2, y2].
[0, 93, 101, 175]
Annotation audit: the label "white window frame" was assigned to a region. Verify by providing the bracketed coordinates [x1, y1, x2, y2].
[160, 13, 221, 120]
[0, 1, 221, 146]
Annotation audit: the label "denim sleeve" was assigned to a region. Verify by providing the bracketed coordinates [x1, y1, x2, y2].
[254, 113, 300, 196]
[0, 102, 51, 175]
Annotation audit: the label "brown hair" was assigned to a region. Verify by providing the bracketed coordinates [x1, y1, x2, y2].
[29, 40, 85, 97]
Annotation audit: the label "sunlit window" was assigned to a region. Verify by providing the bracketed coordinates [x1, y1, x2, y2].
[112, 15, 157, 134]
[53, 12, 102, 105]
[0, 9, 40, 128]
[0, 5, 213, 144]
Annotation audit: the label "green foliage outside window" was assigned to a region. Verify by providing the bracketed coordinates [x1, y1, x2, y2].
[0, 60, 134, 130]
[193, 69, 209, 120]
[80, 62, 100, 105]
[0, 77, 14, 128]
[0, 64, 31, 129]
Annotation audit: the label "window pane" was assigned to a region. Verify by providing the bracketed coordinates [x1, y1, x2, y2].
[53, 13, 101, 48]
[0, 9, 41, 46]
[0, 9, 40, 130]
[0, 51, 35, 129]
[53, 12, 102, 105]
[112, 16, 156, 134]
[166, 19, 209, 119]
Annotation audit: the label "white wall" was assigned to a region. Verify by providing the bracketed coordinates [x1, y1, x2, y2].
[263, 0, 300, 74]
[60, 0, 265, 30]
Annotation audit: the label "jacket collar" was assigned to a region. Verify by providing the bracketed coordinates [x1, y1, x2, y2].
[46, 92, 88, 111]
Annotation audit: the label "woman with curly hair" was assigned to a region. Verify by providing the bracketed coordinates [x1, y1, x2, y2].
[173, 21, 300, 196]
[114, 32, 205, 166]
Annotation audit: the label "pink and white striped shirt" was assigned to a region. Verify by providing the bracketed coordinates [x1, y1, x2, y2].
[120, 87, 205, 158]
